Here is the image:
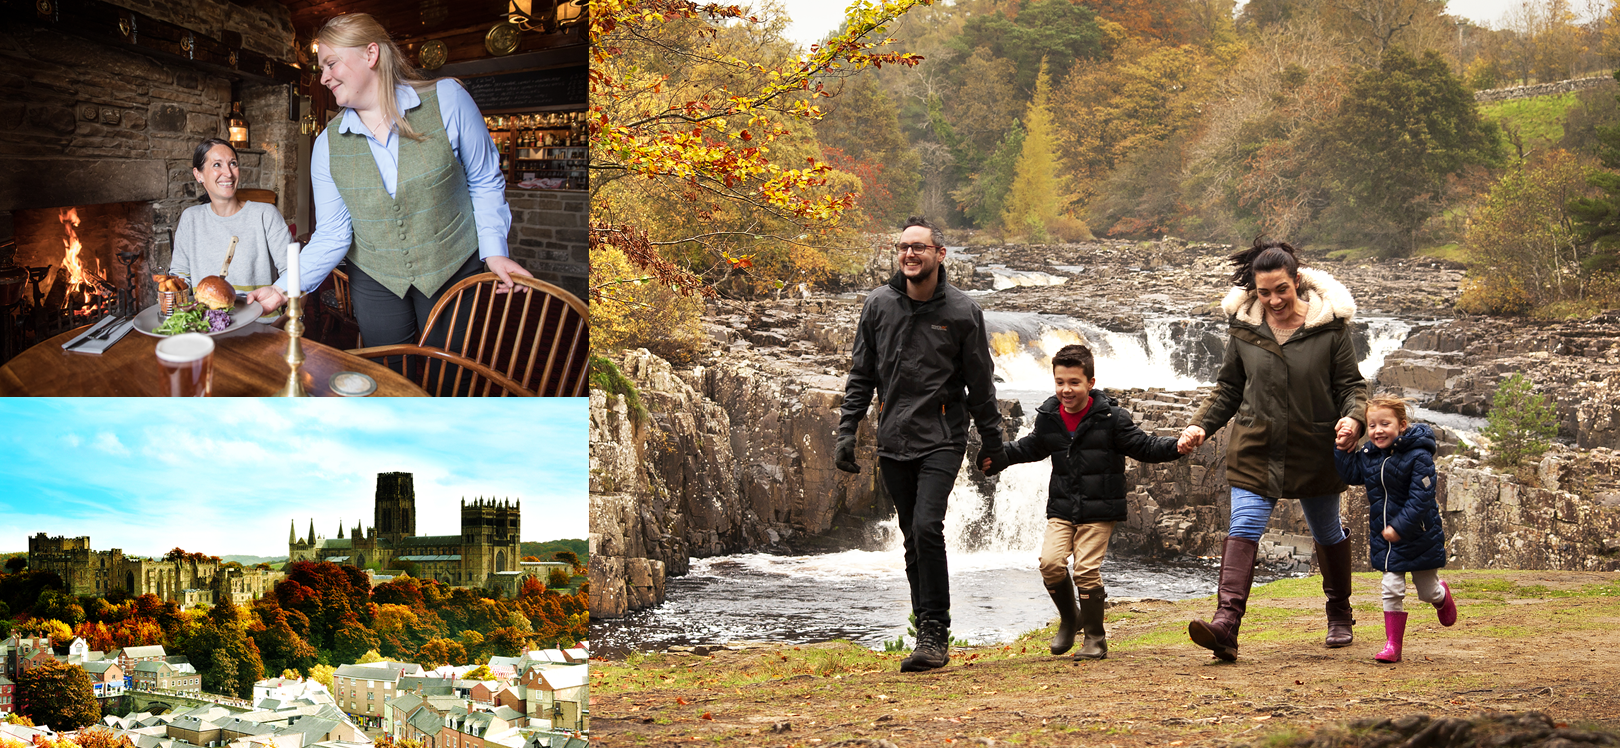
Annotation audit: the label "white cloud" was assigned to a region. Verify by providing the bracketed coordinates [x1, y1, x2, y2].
[91, 432, 130, 457]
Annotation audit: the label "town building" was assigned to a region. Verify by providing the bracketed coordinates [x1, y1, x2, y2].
[81, 660, 124, 696]
[26, 534, 280, 606]
[332, 660, 423, 726]
[130, 659, 201, 691]
[0, 635, 53, 683]
[289, 472, 523, 589]
[0, 675, 13, 715]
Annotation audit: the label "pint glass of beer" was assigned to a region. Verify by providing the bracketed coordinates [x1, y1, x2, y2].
[155, 332, 215, 397]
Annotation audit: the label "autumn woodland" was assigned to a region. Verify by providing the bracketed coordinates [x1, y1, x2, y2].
[590, 0, 1620, 363]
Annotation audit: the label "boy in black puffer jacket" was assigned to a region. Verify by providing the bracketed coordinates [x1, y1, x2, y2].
[1334, 396, 1458, 664]
[982, 344, 1190, 660]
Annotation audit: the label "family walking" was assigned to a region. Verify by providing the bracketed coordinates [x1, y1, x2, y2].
[837, 221, 1458, 672]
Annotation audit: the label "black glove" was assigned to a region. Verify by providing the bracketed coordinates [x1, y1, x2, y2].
[977, 443, 1009, 476]
[835, 434, 861, 473]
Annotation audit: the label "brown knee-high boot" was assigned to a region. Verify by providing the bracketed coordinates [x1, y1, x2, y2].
[1317, 537, 1355, 647]
[1188, 536, 1258, 661]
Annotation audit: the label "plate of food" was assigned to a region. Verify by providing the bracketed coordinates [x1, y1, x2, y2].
[134, 275, 263, 337]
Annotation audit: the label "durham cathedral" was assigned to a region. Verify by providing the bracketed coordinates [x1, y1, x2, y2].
[288, 472, 524, 588]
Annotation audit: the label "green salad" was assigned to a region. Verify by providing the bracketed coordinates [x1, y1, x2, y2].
[155, 304, 233, 335]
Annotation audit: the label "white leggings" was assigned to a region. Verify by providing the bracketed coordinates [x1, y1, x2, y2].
[1382, 569, 1445, 612]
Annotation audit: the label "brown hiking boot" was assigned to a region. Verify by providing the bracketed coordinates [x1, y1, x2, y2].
[1046, 582, 1080, 655]
[1188, 536, 1258, 661]
[1074, 587, 1108, 661]
[1318, 536, 1355, 648]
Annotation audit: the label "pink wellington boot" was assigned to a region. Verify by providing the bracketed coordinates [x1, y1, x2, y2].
[1434, 581, 1457, 627]
[1375, 611, 1407, 664]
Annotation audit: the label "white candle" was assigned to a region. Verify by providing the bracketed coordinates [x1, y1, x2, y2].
[287, 241, 301, 298]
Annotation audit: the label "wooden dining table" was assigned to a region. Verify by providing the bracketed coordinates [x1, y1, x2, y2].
[0, 321, 427, 396]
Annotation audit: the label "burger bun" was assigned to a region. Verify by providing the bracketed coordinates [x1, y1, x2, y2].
[195, 276, 235, 310]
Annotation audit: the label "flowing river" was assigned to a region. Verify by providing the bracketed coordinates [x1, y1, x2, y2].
[592, 311, 1424, 658]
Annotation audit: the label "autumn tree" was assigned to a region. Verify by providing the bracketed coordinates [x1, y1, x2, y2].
[815, 73, 922, 228]
[16, 659, 99, 730]
[1323, 47, 1502, 253]
[592, 0, 934, 308]
[417, 637, 469, 668]
[185, 596, 265, 700]
[1001, 61, 1071, 240]
[1461, 150, 1592, 314]
[952, 0, 1105, 94]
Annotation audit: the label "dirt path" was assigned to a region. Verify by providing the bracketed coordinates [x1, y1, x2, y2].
[591, 570, 1620, 746]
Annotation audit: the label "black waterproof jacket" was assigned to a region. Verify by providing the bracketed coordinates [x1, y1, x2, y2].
[840, 267, 1003, 460]
[1005, 392, 1181, 524]
[1334, 423, 1446, 572]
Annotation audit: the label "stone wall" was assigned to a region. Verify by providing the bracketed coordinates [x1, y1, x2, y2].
[0, 3, 295, 296]
[505, 189, 587, 301]
[1473, 75, 1614, 103]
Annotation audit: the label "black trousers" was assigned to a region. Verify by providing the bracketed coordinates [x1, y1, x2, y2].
[349, 253, 483, 392]
[880, 449, 963, 628]
[349, 252, 484, 350]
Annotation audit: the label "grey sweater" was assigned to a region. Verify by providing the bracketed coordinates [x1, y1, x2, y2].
[172, 201, 290, 292]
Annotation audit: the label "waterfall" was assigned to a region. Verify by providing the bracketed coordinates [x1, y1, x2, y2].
[981, 266, 1070, 291]
[1358, 317, 1413, 380]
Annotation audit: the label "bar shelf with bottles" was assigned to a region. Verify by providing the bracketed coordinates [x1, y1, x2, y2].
[484, 110, 588, 191]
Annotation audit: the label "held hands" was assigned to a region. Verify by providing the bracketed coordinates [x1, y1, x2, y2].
[1335, 432, 1357, 451]
[1382, 525, 1401, 543]
[1177, 425, 1205, 454]
[978, 446, 1010, 476]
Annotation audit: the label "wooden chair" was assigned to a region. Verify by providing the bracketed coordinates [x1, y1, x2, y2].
[238, 188, 278, 206]
[349, 273, 588, 397]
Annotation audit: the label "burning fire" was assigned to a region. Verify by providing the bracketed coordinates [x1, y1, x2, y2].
[58, 208, 103, 301]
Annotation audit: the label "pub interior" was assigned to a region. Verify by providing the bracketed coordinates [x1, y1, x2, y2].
[0, 0, 588, 396]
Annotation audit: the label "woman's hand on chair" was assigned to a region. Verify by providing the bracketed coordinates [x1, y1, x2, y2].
[486, 255, 534, 294]
[249, 284, 288, 313]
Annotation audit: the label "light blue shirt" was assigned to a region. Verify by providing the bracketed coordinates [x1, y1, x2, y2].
[285, 78, 511, 294]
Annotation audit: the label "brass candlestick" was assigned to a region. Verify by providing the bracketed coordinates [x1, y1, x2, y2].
[275, 292, 307, 396]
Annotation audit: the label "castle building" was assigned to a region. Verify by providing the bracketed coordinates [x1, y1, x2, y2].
[289, 472, 523, 588]
[26, 535, 280, 607]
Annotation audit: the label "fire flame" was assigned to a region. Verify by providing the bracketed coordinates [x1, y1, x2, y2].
[58, 207, 102, 300]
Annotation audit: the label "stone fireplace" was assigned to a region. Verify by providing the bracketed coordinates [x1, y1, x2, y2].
[0, 0, 299, 360]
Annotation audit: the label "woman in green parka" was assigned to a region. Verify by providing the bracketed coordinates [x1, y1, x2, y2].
[1176, 239, 1368, 661]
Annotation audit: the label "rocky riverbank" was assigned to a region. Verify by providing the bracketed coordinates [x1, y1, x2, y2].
[588, 240, 1620, 620]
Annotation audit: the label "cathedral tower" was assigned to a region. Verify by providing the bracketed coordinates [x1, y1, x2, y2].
[375, 472, 416, 544]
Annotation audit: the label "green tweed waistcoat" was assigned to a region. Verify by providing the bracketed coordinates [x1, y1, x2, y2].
[327, 86, 479, 299]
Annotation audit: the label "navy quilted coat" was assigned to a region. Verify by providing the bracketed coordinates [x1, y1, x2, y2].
[1333, 423, 1445, 572]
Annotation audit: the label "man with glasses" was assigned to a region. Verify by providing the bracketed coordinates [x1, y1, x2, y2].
[836, 216, 1006, 672]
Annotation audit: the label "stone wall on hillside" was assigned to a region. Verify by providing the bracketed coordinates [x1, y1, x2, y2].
[1473, 75, 1614, 103]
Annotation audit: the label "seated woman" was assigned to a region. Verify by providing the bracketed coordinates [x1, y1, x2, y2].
[172, 137, 290, 319]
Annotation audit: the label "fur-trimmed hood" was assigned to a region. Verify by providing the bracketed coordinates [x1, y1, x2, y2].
[1220, 267, 1357, 329]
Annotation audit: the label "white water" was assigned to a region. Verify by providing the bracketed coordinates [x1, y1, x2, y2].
[981, 266, 1070, 290]
[984, 312, 1209, 396]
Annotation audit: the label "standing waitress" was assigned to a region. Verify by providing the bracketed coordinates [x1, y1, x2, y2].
[248, 12, 530, 348]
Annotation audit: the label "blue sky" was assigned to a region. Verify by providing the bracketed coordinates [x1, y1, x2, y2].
[0, 399, 587, 558]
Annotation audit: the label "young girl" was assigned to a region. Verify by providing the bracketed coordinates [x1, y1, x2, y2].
[1333, 396, 1458, 663]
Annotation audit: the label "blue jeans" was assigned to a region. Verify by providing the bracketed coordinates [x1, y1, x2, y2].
[1228, 487, 1346, 545]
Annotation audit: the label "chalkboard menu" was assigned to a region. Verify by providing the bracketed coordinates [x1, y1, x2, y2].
[463, 65, 587, 111]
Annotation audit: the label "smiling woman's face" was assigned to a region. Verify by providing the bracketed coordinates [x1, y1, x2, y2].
[193, 144, 238, 203]
[319, 42, 379, 110]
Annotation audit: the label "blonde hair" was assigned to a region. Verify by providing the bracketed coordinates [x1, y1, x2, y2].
[317, 13, 438, 143]
[1366, 395, 1411, 427]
